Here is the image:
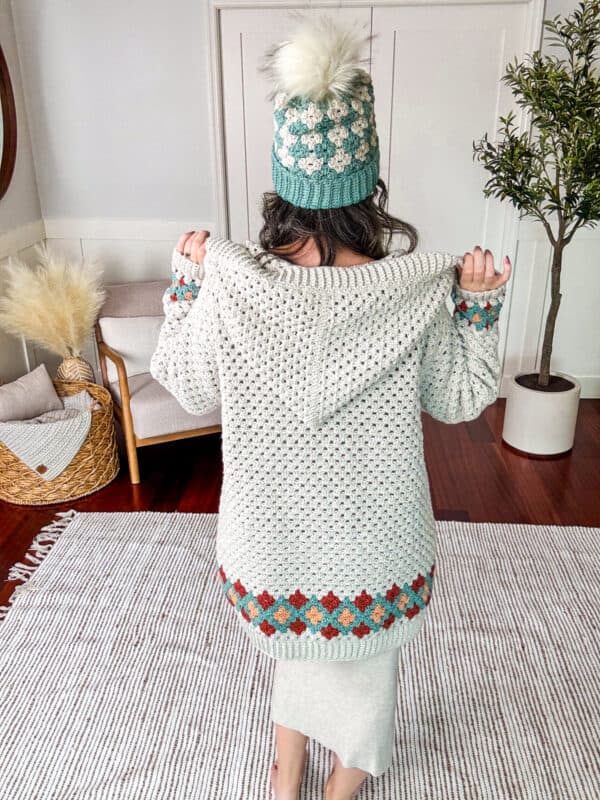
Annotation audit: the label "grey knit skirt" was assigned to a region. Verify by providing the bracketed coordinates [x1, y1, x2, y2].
[270, 645, 401, 777]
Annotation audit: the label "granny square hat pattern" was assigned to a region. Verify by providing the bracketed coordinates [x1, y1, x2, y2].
[259, 13, 380, 210]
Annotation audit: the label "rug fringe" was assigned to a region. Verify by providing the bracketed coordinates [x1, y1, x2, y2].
[0, 508, 78, 622]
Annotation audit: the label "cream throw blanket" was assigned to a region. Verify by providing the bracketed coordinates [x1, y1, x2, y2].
[0, 389, 100, 480]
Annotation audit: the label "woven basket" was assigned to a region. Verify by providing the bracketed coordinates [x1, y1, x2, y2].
[0, 379, 119, 506]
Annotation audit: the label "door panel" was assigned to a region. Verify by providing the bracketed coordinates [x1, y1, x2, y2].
[371, 2, 527, 255]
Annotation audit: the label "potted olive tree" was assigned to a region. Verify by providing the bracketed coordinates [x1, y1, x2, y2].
[472, 0, 600, 455]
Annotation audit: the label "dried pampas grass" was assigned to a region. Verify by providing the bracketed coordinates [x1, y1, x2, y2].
[0, 243, 106, 359]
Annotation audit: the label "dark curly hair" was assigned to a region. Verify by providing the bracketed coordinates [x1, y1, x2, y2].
[257, 177, 419, 264]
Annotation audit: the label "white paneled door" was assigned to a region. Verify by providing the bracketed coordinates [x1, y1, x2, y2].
[215, 1, 534, 256]
[371, 2, 529, 256]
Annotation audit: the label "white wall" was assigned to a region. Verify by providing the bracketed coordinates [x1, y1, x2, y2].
[5, 0, 217, 382]
[0, 0, 44, 382]
[10, 0, 215, 224]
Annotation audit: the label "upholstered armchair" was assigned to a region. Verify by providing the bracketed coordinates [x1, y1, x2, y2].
[94, 279, 221, 484]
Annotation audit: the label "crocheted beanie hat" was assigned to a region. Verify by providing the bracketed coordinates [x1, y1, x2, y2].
[259, 13, 379, 210]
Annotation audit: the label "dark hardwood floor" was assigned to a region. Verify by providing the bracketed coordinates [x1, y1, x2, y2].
[2, 397, 599, 610]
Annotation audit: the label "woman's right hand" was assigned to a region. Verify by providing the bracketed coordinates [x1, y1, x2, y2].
[177, 230, 211, 266]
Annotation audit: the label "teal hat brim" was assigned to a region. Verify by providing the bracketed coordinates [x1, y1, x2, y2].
[271, 147, 380, 210]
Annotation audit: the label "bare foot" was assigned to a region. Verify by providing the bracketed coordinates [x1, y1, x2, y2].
[270, 760, 303, 800]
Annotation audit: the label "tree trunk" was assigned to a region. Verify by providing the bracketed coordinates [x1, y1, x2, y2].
[538, 243, 563, 387]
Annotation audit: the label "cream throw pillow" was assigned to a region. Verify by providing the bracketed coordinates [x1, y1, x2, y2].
[0, 363, 63, 422]
[98, 316, 165, 384]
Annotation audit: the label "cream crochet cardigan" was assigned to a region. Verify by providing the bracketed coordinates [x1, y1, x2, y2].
[150, 236, 507, 661]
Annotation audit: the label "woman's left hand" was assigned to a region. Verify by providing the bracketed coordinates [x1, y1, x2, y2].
[457, 245, 512, 292]
[177, 230, 211, 266]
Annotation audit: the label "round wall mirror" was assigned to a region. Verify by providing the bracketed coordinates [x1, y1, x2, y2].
[0, 43, 17, 202]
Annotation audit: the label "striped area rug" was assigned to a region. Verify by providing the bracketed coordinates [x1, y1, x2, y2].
[0, 511, 598, 799]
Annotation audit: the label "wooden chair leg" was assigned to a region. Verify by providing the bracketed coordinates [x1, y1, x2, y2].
[127, 442, 140, 485]
[121, 411, 140, 484]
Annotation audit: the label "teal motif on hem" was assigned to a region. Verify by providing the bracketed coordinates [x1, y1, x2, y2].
[217, 564, 435, 641]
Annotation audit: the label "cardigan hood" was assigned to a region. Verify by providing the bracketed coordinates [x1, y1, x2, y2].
[202, 236, 462, 431]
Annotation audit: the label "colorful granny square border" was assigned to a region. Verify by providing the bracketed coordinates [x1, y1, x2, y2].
[217, 564, 435, 640]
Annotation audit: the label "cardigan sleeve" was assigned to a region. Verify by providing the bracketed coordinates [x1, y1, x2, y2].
[149, 247, 221, 416]
[418, 270, 507, 424]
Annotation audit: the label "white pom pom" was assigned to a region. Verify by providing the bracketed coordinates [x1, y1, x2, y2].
[259, 12, 373, 103]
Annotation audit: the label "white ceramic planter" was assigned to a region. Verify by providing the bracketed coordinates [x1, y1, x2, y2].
[502, 370, 581, 455]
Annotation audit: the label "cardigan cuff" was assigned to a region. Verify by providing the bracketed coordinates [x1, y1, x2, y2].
[162, 248, 205, 317]
[451, 280, 506, 331]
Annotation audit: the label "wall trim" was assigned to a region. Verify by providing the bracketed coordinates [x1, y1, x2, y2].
[43, 217, 218, 241]
[211, 0, 528, 6]
[0, 218, 45, 259]
[35, 214, 600, 246]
